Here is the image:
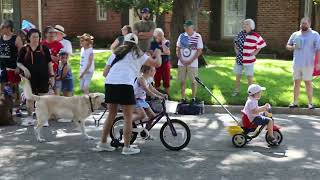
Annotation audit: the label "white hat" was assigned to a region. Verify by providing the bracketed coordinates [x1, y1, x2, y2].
[54, 25, 66, 37]
[124, 33, 138, 44]
[247, 84, 266, 95]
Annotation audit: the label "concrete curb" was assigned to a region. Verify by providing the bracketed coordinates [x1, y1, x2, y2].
[204, 105, 320, 116]
[99, 101, 320, 116]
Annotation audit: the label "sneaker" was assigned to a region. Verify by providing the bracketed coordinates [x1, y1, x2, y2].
[122, 145, 141, 155]
[191, 98, 196, 103]
[43, 121, 49, 127]
[180, 98, 187, 103]
[16, 109, 22, 117]
[95, 142, 116, 152]
[231, 91, 239, 97]
[308, 104, 315, 109]
[57, 118, 72, 123]
[21, 117, 35, 126]
[289, 104, 298, 108]
[267, 136, 278, 145]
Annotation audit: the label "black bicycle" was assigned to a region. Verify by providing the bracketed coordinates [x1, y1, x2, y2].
[110, 99, 191, 151]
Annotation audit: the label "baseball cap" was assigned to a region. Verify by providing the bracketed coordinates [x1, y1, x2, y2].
[248, 84, 266, 95]
[124, 33, 138, 44]
[141, 7, 150, 14]
[184, 20, 194, 27]
[58, 50, 68, 56]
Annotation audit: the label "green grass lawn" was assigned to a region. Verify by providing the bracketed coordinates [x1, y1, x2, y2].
[69, 52, 320, 107]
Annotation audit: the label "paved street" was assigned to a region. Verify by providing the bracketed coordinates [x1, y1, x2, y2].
[1, 112, 320, 180]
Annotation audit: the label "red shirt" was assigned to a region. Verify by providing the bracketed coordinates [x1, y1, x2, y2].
[41, 40, 63, 74]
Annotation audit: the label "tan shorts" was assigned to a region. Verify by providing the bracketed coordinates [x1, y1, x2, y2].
[178, 66, 198, 82]
[293, 66, 313, 81]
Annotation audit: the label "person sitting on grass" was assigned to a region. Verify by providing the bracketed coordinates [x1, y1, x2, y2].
[55, 50, 73, 97]
[242, 84, 278, 145]
[132, 65, 167, 130]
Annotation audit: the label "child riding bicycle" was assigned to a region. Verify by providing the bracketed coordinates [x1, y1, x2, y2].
[133, 65, 167, 129]
[243, 84, 278, 144]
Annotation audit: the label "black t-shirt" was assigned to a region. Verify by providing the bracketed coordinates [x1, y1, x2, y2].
[0, 35, 18, 69]
[17, 45, 52, 81]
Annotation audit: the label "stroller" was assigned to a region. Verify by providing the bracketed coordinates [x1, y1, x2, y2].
[195, 77, 283, 147]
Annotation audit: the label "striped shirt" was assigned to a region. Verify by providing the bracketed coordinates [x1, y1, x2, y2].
[242, 32, 266, 65]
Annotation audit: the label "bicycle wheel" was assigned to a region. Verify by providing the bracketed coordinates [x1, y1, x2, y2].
[110, 116, 138, 145]
[160, 119, 191, 151]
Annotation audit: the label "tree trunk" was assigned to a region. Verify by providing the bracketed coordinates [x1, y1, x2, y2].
[170, 0, 200, 68]
[314, 5, 320, 31]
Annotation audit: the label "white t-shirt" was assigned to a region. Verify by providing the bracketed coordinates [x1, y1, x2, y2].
[243, 97, 259, 122]
[60, 39, 73, 55]
[176, 32, 203, 68]
[134, 76, 153, 100]
[80, 47, 94, 74]
[105, 52, 149, 86]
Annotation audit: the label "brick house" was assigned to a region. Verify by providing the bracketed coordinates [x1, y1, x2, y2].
[0, 0, 318, 56]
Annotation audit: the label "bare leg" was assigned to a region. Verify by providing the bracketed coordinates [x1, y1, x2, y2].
[191, 81, 197, 99]
[101, 104, 118, 143]
[234, 74, 241, 92]
[132, 107, 147, 122]
[304, 81, 313, 105]
[144, 107, 156, 129]
[63, 91, 73, 97]
[26, 99, 34, 116]
[267, 119, 274, 138]
[293, 80, 301, 105]
[180, 80, 186, 100]
[122, 105, 134, 147]
[247, 76, 253, 86]
[164, 87, 170, 95]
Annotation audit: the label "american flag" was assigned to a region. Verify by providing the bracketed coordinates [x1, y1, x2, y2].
[234, 30, 246, 65]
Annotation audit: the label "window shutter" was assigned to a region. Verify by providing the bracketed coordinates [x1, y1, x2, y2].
[13, 0, 21, 31]
[210, 0, 222, 40]
[245, 0, 258, 27]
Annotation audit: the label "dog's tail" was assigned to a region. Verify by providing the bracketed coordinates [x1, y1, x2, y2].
[20, 75, 40, 101]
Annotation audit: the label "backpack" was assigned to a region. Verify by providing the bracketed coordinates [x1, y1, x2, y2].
[176, 102, 204, 115]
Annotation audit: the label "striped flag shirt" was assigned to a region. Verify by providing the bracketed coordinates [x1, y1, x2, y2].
[242, 32, 266, 65]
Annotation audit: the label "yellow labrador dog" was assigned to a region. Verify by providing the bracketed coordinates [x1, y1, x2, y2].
[20, 76, 105, 142]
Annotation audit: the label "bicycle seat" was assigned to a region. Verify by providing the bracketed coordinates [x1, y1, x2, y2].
[241, 111, 258, 129]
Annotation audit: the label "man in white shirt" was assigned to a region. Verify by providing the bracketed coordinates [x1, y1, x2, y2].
[176, 20, 203, 103]
[54, 25, 73, 55]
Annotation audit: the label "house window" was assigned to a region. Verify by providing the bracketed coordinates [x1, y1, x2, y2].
[222, 0, 246, 38]
[97, 3, 107, 21]
[0, 0, 13, 21]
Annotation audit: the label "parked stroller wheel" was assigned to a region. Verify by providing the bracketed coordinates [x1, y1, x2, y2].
[265, 130, 283, 146]
[232, 134, 247, 148]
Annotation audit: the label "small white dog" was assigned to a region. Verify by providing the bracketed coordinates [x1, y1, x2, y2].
[20, 76, 105, 142]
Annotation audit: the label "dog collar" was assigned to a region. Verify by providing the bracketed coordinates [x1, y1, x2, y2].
[88, 95, 94, 112]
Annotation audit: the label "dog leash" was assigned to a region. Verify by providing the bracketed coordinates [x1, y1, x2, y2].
[88, 95, 94, 113]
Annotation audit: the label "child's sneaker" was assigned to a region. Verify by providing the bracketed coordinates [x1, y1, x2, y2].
[267, 136, 278, 146]
[95, 142, 116, 152]
[122, 145, 141, 155]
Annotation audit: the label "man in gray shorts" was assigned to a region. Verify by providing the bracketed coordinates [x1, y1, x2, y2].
[287, 17, 320, 109]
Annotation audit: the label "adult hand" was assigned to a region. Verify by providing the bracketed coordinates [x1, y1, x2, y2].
[23, 68, 31, 78]
[14, 67, 20, 74]
[49, 77, 55, 86]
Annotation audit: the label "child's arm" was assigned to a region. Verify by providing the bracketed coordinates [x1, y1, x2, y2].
[138, 77, 162, 99]
[149, 85, 167, 98]
[103, 65, 111, 77]
[80, 53, 94, 78]
[251, 103, 270, 114]
[61, 64, 69, 79]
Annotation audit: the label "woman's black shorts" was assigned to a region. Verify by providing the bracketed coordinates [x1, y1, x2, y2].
[105, 84, 136, 105]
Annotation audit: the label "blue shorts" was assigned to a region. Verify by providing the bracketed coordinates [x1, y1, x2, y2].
[136, 99, 150, 109]
[252, 115, 271, 126]
[55, 79, 74, 92]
